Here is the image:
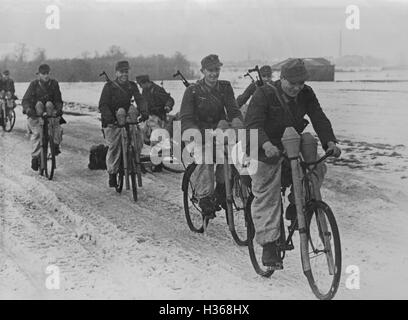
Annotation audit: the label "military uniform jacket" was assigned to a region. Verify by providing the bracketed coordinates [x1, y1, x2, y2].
[22, 79, 63, 114]
[142, 82, 175, 120]
[180, 79, 243, 133]
[0, 78, 15, 95]
[245, 80, 337, 162]
[98, 79, 147, 127]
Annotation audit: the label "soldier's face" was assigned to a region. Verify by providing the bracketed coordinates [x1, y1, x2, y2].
[281, 78, 305, 97]
[116, 69, 129, 83]
[202, 67, 221, 84]
[3, 75, 9, 80]
[39, 72, 50, 82]
[261, 75, 272, 83]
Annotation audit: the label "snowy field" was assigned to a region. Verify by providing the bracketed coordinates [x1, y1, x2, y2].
[1, 69, 408, 299]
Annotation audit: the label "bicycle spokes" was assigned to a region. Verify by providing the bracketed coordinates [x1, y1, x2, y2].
[305, 201, 341, 300]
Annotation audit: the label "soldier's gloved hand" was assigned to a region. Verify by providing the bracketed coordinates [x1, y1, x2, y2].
[326, 141, 341, 158]
[217, 120, 230, 130]
[231, 117, 244, 129]
[262, 141, 280, 162]
[164, 106, 171, 113]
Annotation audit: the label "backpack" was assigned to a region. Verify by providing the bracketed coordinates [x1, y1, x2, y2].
[88, 144, 108, 170]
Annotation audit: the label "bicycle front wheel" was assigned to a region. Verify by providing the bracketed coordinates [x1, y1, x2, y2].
[130, 172, 138, 201]
[44, 132, 56, 180]
[226, 170, 248, 246]
[116, 170, 124, 193]
[182, 163, 206, 233]
[304, 200, 342, 300]
[3, 109, 16, 132]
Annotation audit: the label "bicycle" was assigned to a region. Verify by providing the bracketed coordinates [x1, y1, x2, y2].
[245, 128, 342, 300]
[182, 140, 249, 246]
[38, 113, 59, 180]
[115, 118, 144, 202]
[143, 113, 185, 174]
[0, 100, 16, 132]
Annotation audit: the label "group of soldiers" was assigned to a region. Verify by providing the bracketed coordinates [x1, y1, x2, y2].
[12, 53, 341, 271]
[179, 54, 341, 270]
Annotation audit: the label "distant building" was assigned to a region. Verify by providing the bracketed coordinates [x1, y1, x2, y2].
[271, 57, 335, 81]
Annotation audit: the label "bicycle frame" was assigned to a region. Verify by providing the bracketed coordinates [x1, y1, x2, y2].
[282, 127, 335, 276]
[119, 121, 143, 190]
[38, 114, 58, 177]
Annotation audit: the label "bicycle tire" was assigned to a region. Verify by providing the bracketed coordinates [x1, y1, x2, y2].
[304, 200, 342, 300]
[162, 162, 185, 173]
[115, 170, 124, 193]
[245, 194, 275, 278]
[182, 163, 206, 233]
[45, 134, 56, 180]
[3, 109, 16, 132]
[130, 172, 138, 202]
[226, 170, 248, 246]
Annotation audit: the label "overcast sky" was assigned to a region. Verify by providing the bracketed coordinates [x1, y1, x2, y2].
[0, 0, 407, 64]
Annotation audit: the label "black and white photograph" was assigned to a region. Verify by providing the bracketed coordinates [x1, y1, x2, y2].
[0, 0, 407, 302]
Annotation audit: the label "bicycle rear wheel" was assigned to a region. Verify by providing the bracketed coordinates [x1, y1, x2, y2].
[182, 163, 207, 233]
[245, 194, 274, 278]
[304, 200, 342, 300]
[3, 109, 15, 132]
[226, 170, 248, 246]
[162, 160, 185, 173]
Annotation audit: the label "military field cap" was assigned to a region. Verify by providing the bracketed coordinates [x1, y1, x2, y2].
[281, 58, 308, 83]
[115, 60, 130, 72]
[37, 64, 51, 74]
[259, 65, 272, 77]
[135, 74, 150, 84]
[201, 54, 223, 70]
[2, 70, 10, 76]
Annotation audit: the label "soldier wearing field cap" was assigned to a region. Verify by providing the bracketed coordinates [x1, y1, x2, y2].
[22, 64, 64, 171]
[0, 70, 17, 125]
[98, 60, 147, 188]
[237, 65, 273, 108]
[244, 58, 341, 269]
[180, 54, 244, 219]
[136, 74, 175, 172]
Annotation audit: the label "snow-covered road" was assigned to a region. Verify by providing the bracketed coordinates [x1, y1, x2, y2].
[1, 107, 408, 299]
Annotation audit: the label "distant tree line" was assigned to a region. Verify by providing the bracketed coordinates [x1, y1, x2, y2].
[0, 44, 197, 82]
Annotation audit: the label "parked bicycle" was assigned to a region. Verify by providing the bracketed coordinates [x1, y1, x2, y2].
[245, 128, 342, 300]
[38, 113, 59, 180]
[182, 139, 249, 246]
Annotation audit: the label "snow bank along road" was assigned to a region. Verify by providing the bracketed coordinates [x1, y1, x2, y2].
[1, 107, 408, 299]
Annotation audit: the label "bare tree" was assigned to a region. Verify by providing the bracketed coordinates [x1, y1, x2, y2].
[104, 45, 127, 58]
[14, 43, 29, 62]
[33, 48, 47, 62]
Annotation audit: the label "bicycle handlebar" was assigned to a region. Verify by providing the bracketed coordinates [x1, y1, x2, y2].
[41, 113, 59, 119]
[306, 150, 334, 166]
[281, 149, 334, 166]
